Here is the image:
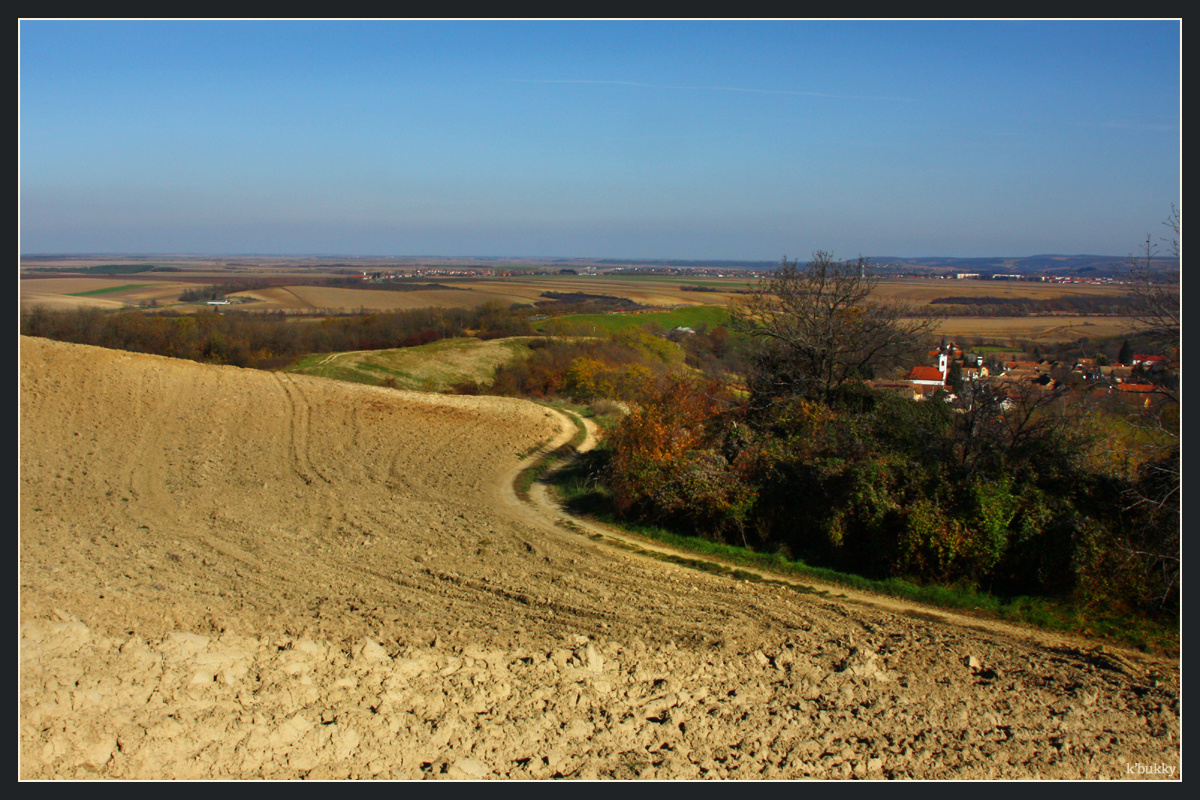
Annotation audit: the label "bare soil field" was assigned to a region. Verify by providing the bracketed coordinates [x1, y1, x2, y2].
[19, 337, 1180, 780]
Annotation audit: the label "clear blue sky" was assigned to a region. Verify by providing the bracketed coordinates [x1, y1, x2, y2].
[19, 20, 1180, 260]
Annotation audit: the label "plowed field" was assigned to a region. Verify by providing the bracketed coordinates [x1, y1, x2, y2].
[19, 336, 1180, 780]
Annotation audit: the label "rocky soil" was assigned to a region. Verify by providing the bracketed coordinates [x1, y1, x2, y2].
[19, 336, 1180, 779]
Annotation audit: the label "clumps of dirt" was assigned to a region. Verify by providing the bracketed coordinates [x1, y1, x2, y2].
[18, 337, 1181, 780]
[20, 613, 1181, 780]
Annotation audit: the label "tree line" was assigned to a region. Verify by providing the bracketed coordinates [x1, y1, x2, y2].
[20, 303, 535, 371]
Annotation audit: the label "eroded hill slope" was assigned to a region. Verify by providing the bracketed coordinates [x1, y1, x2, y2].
[19, 336, 1180, 779]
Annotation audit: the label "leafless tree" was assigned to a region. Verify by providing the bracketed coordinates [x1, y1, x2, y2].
[1116, 206, 1180, 608]
[1126, 205, 1181, 356]
[731, 252, 941, 404]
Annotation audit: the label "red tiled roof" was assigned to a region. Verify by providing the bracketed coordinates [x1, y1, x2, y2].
[908, 366, 946, 382]
[1118, 383, 1158, 393]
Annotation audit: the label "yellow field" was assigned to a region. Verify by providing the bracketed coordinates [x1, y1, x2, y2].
[918, 315, 1139, 343]
[234, 284, 535, 312]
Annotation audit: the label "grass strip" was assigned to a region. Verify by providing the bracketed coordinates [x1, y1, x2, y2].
[512, 406, 588, 501]
[532, 305, 730, 335]
[547, 459, 1177, 657]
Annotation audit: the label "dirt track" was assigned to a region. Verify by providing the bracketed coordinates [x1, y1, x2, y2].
[19, 336, 1180, 780]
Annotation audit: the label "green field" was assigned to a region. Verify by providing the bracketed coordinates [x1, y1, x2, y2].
[68, 284, 153, 296]
[533, 304, 730, 334]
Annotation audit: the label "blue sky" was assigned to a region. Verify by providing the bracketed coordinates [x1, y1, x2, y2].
[19, 20, 1180, 260]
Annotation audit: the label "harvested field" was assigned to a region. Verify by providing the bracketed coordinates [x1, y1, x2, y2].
[913, 315, 1140, 343]
[21, 277, 209, 312]
[871, 279, 1141, 304]
[233, 285, 526, 312]
[19, 291, 128, 312]
[20, 278, 163, 311]
[19, 336, 1180, 779]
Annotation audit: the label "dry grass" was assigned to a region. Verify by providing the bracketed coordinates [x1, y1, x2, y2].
[287, 336, 534, 392]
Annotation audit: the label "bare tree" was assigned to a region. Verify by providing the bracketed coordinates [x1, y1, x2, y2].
[1126, 205, 1181, 355]
[731, 252, 941, 404]
[1115, 206, 1180, 609]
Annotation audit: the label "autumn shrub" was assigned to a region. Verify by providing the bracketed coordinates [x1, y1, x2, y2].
[605, 376, 733, 517]
[597, 368, 1168, 610]
[490, 330, 688, 405]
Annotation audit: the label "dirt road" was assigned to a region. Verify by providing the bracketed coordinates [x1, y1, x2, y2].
[19, 336, 1180, 779]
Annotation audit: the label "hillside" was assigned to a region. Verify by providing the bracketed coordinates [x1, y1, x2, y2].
[19, 336, 1180, 779]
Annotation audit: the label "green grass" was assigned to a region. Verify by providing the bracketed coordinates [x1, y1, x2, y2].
[511, 404, 589, 501]
[546, 454, 1178, 657]
[288, 336, 534, 392]
[68, 283, 153, 296]
[533, 305, 730, 335]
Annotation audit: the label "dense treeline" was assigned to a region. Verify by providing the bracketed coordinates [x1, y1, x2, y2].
[21, 303, 535, 371]
[596, 375, 1176, 615]
[533, 292, 643, 314]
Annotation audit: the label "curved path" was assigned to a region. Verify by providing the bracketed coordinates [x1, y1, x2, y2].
[523, 414, 1172, 679]
[19, 337, 1180, 779]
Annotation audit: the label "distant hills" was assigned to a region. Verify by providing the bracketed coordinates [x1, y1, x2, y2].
[864, 254, 1178, 279]
[20, 253, 1178, 280]
[586, 253, 1178, 279]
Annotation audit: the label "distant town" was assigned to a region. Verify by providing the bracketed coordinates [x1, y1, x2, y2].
[22, 251, 1179, 286]
[356, 266, 1139, 286]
